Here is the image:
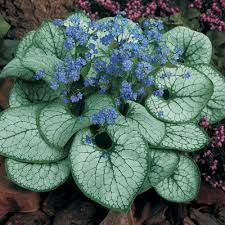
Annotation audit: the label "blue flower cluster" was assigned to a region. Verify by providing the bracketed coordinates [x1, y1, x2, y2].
[64, 16, 90, 49]
[34, 69, 45, 80]
[85, 135, 92, 144]
[36, 16, 188, 118]
[71, 92, 83, 103]
[120, 81, 137, 100]
[50, 56, 86, 89]
[92, 108, 118, 125]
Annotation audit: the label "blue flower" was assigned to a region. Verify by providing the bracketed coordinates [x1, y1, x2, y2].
[34, 69, 45, 80]
[135, 62, 153, 80]
[91, 108, 118, 125]
[84, 78, 97, 87]
[63, 97, 70, 103]
[85, 135, 92, 144]
[160, 71, 172, 79]
[115, 98, 121, 107]
[70, 92, 83, 103]
[171, 47, 183, 64]
[100, 34, 114, 45]
[94, 59, 107, 73]
[137, 87, 145, 96]
[184, 71, 191, 79]
[53, 19, 64, 26]
[99, 88, 107, 94]
[50, 81, 59, 90]
[120, 81, 137, 100]
[64, 38, 74, 49]
[100, 151, 110, 159]
[99, 75, 109, 84]
[158, 111, 164, 117]
[153, 89, 164, 97]
[122, 59, 133, 72]
[143, 76, 155, 86]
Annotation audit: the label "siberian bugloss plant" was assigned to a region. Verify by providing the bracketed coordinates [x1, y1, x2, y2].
[0, 12, 225, 212]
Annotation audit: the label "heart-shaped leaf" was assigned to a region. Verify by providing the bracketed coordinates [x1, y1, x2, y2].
[33, 21, 68, 59]
[194, 64, 225, 110]
[146, 65, 213, 123]
[70, 123, 148, 212]
[38, 103, 90, 148]
[163, 26, 212, 65]
[22, 47, 62, 83]
[154, 155, 200, 202]
[0, 105, 67, 163]
[125, 101, 166, 145]
[5, 158, 70, 192]
[139, 148, 179, 194]
[9, 79, 58, 108]
[147, 149, 179, 187]
[158, 124, 209, 151]
[83, 94, 116, 119]
[16, 31, 35, 59]
[0, 58, 34, 80]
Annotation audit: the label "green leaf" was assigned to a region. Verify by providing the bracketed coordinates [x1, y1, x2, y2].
[64, 12, 91, 29]
[0, 39, 19, 66]
[154, 155, 200, 202]
[70, 124, 148, 212]
[201, 106, 225, 124]
[147, 149, 179, 187]
[83, 94, 115, 119]
[0, 105, 67, 163]
[191, 64, 225, 123]
[164, 26, 212, 65]
[159, 124, 209, 152]
[194, 64, 225, 110]
[0, 15, 10, 38]
[38, 103, 90, 148]
[22, 47, 62, 82]
[16, 31, 35, 59]
[0, 58, 34, 80]
[33, 21, 68, 59]
[9, 79, 58, 108]
[125, 101, 166, 145]
[146, 65, 213, 123]
[206, 30, 225, 47]
[5, 158, 70, 192]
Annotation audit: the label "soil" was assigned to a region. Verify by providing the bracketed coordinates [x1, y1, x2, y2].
[0, 0, 74, 39]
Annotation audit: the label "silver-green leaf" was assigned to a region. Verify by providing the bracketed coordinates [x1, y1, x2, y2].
[126, 101, 166, 145]
[163, 26, 212, 65]
[147, 149, 179, 187]
[16, 31, 35, 59]
[0, 105, 67, 163]
[9, 79, 58, 108]
[22, 47, 62, 82]
[83, 94, 116, 120]
[33, 21, 68, 59]
[159, 124, 209, 151]
[5, 158, 70, 192]
[146, 65, 213, 123]
[0, 58, 34, 80]
[154, 155, 200, 202]
[70, 124, 148, 212]
[38, 103, 90, 148]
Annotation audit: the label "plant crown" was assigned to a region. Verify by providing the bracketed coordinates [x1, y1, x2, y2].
[0, 12, 225, 212]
